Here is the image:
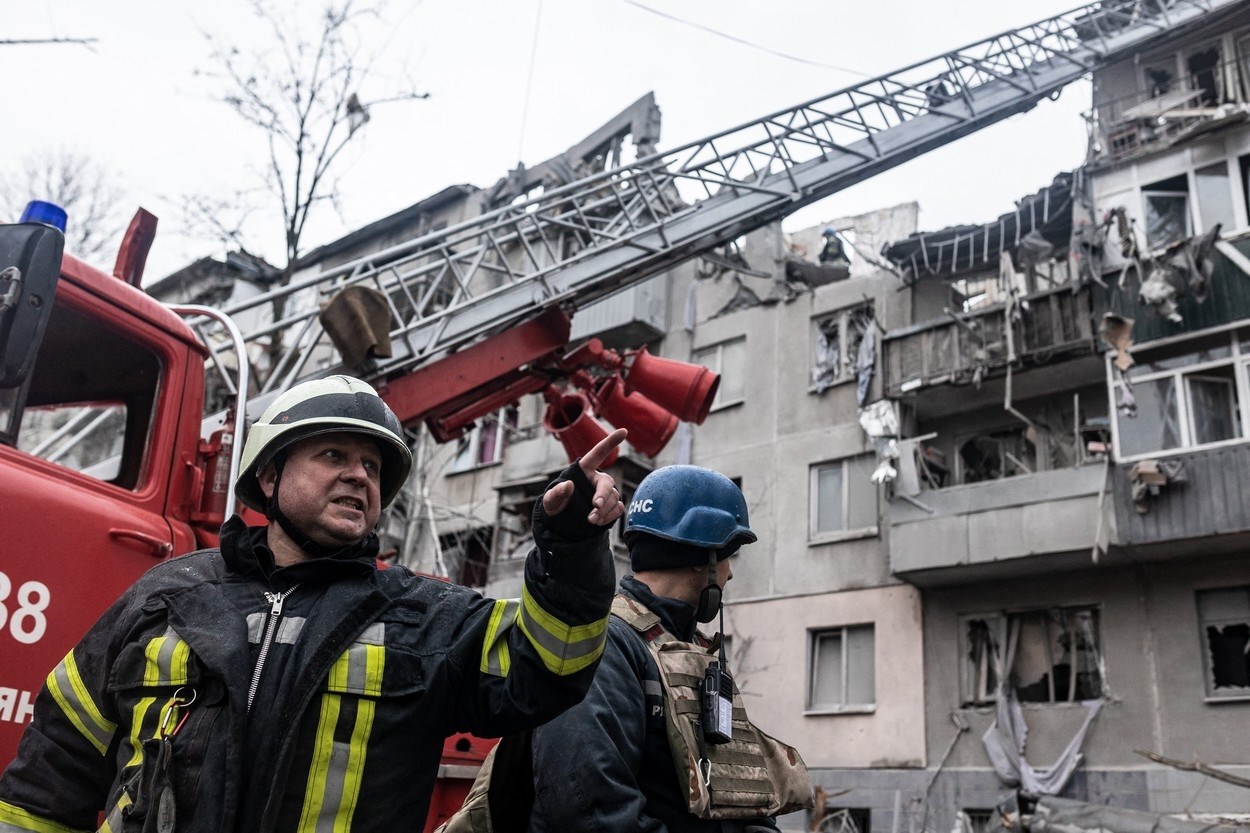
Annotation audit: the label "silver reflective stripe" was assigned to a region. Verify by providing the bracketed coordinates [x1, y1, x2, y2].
[248, 613, 307, 644]
[46, 652, 116, 756]
[644, 680, 663, 697]
[296, 695, 376, 831]
[356, 622, 384, 645]
[518, 586, 608, 676]
[246, 612, 266, 643]
[276, 616, 307, 644]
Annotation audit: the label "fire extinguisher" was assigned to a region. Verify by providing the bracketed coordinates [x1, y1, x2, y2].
[197, 427, 234, 522]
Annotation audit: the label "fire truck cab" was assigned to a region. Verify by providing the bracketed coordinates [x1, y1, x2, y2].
[0, 211, 219, 764]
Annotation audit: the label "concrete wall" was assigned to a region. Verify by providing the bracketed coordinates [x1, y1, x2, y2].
[728, 584, 926, 771]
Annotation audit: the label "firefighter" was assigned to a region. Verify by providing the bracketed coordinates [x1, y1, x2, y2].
[0, 375, 624, 833]
[527, 465, 812, 833]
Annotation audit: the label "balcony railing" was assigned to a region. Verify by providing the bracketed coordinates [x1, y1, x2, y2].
[883, 284, 1096, 397]
[1091, 56, 1250, 164]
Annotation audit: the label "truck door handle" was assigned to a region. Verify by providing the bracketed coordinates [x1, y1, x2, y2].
[108, 528, 174, 559]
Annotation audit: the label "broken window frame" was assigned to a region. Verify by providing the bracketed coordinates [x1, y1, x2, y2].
[1193, 160, 1237, 233]
[953, 424, 1039, 484]
[806, 624, 875, 713]
[810, 301, 875, 394]
[693, 337, 746, 412]
[956, 810, 998, 833]
[1185, 41, 1224, 106]
[1196, 586, 1250, 701]
[959, 606, 1107, 707]
[450, 406, 518, 473]
[437, 526, 494, 588]
[809, 454, 880, 543]
[1142, 179, 1192, 251]
[1111, 328, 1250, 461]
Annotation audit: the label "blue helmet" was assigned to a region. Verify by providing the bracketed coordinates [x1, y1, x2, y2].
[625, 465, 756, 550]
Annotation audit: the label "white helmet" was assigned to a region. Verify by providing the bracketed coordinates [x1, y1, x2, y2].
[236, 375, 413, 512]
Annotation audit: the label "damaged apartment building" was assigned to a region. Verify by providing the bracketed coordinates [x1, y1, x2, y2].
[155, 9, 1250, 830]
[877, 7, 1250, 832]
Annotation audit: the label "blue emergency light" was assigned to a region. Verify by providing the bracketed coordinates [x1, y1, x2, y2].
[19, 200, 68, 233]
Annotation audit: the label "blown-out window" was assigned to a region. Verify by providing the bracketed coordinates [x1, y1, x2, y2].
[1197, 586, 1250, 700]
[961, 607, 1105, 706]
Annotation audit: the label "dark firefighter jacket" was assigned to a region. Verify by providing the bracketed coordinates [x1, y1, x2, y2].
[527, 576, 778, 833]
[0, 465, 614, 833]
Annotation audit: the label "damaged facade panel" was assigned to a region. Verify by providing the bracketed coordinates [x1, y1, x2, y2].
[1107, 235, 1250, 342]
[883, 174, 1075, 288]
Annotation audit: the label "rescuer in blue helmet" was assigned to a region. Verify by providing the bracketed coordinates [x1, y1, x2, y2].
[523, 465, 812, 833]
[623, 464, 756, 623]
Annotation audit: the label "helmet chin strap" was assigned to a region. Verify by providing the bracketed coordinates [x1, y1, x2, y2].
[694, 548, 722, 624]
[266, 455, 361, 560]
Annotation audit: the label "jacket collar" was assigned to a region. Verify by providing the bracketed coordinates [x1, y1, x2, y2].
[620, 575, 699, 642]
[219, 515, 380, 587]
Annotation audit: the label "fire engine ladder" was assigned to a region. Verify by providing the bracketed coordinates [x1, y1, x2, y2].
[185, 0, 1242, 424]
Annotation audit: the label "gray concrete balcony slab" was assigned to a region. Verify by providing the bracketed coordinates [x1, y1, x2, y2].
[889, 463, 1109, 585]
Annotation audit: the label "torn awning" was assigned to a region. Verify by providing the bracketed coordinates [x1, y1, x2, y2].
[884, 173, 1074, 282]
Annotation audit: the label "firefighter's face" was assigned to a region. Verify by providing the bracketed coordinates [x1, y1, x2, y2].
[260, 432, 383, 547]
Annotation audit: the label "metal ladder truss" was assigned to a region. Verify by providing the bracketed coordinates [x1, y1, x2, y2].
[190, 0, 1236, 419]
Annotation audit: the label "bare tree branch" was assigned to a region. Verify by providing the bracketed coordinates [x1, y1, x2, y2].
[198, 0, 428, 273]
[0, 150, 126, 262]
[0, 38, 97, 48]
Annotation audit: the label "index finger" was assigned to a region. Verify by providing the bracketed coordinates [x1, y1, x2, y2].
[580, 428, 627, 474]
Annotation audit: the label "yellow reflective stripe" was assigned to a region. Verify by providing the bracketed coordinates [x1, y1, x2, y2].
[328, 653, 350, 691]
[142, 633, 190, 686]
[518, 585, 609, 676]
[297, 692, 377, 833]
[98, 791, 132, 833]
[125, 696, 159, 769]
[478, 599, 519, 677]
[332, 698, 376, 831]
[297, 694, 342, 833]
[45, 652, 116, 756]
[0, 799, 88, 833]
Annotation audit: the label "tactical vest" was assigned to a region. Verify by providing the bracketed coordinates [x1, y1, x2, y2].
[611, 594, 813, 821]
[435, 595, 813, 832]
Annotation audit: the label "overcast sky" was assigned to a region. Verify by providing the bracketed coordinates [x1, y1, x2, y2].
[4, 0, 1091, 281]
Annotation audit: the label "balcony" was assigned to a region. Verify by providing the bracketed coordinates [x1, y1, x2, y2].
[1090, 56, 1250, 166]
[883, 284, 1097, 399]
[889, 463, 1109, 586]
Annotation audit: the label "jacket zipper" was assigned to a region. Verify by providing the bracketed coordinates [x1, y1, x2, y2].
[247, 584, 300, 713]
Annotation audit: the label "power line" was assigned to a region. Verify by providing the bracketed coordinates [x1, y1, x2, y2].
[617, 0, 870, 78]
[517, 0, 546, 163]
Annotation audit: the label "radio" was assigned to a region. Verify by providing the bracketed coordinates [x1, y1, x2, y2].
[701, 660, 734, 744]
